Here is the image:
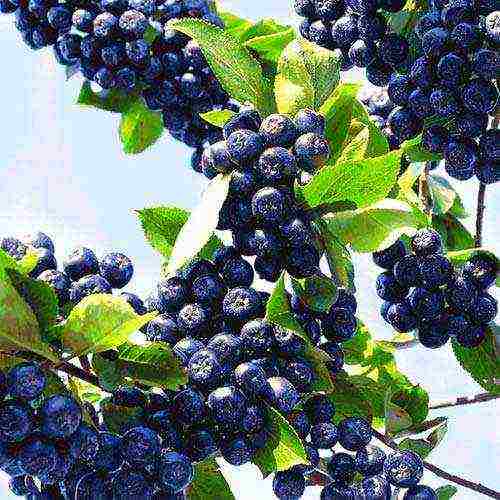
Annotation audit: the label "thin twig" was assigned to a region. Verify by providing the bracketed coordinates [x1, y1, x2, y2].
[429, 392, 500, 410]
[372, 428, 500, 499]
[475, 182, 487, 248]
[419, 162, 433, 216]
[476, 109, 500, 247]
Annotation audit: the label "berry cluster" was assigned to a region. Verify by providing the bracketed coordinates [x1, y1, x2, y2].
[0, 0, 235, 171]
[294, 0, 410, 78]
[386, 1, 499, 183]
[291, 288, 358, 372]
[0, 361, 196, 498]
[141, 250, 318, 431]
[1, 231, 135, 308]
[374, 228, 498, 349]
[205, 108, 330, 282]
[274, 409, 436, 499]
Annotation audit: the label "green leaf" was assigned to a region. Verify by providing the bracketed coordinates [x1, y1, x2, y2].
[101, 397, 145, 434]
[428, 175, 457, 216]
[243, 19, 295, 64]
[91, 353, 123, 392]
[320, 83, 362, 161]
[350, 102, 389, 158]
[0, 262, 58, 362]
[166, 175, 229, 275]
[188, 459, 234, 500]
[289, 274, 338, 314]
[317, 220, 355, 292]
[245, 29, 295, 65]
[275, 39, 341, 115]
[170, 18, 274, 116]
[452, 324, 500, 394]
[61, 295, 156, 357]
[218, 11, 254, 41]
[77, 81, 132, 113]
[323, 199, 421, 253]
[386, 400, 413, 435]
[0, 248, 40, 276]
[342, 322, 373, 365]
[266, 274, 305, 335]
[338, 126, 370, 162]
[119, 99, 163, 154]
[116, 342, 187, 390]
[402, 135, 441, 163]
[399, 420, 448, 459]
[253, 406, 308, 477]
[136, 206, 222, 265]
[433, 214, 474, 252]
[301, 149, 403, 209]
[200, 109, 236, 128]
[6, 269, 58, 337]
[391, 385, 429, 426]
[136, 206, 189, 260]
[274, 44, 314, 115]
[436, 485, 458, 499]
[329, 372, 373, 423]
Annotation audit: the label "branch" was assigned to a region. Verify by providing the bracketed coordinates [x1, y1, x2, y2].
[419, 162, 433, 216]
[429, 392, 500, 410]
[474, 182, 487, 248]
[372, 428, 500, 499]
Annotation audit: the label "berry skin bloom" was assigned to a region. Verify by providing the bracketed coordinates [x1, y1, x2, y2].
[38, 270, 71, 305]
[418, 254, 453, 289]
[462, 253, 499, 290]
[337, 417, 373, 451]
[234, 361, 270, 398]
[273, 469, 306, 500]
[387, 107, 422, 142]
[360, 475, 392, 498]
[207, 386, 247, 429]
[373, 239, 407, 269]
[40, 394, 82, 439]
[63, 246, 99, 281]
[17, 437, 57, 477]
[111, 469, 154, 498]
[240, 319, 275, 358]
[461, 78, 499, 114]
[376, 271, 408, 302]
[266, 376, 300, 414]
[222, 287, 263, 325]
[469, 293, 498, 324]
[23, 231, 54, 253]
[99, 252, 134, 289]
[188, 348, 222, 388]
[121, 426, 161, 466]
[446, 275, 479, 312]
[226, 130, 265, 164]
[327, 452, 357, 484]
[158, 450, 194, 493]
[383, 450, 424, 487]
[321, 307, 357, 342]
[355, 445, 386, 477]
[411, 228, 443, 256]
[0, 400, 34, 442]
[295, 109, 325, 135]
[7, 362, 46, 401]
[259, 114, 299, 148]
[418, 320, 450, 348]
[69, 423, 99, 462]
[294, 132, 331, 172]
[70, 274, 112, 304]
[310, 422, 339, 449]
[403, 485, 438, 499]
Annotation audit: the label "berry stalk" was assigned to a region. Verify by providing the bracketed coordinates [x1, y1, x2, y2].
[429, 392, 500, 410]
[372, 428, 500, 498]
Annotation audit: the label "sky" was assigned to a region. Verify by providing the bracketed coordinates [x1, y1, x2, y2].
[0, 0, 498, 498]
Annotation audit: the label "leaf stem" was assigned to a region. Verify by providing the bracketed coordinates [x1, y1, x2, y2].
[372, 428, 500, 498]
[419, 162, 433, 216]
[429, 392, 499, 410]
[474, 182, 487, 248]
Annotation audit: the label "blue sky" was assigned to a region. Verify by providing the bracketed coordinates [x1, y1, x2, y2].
[0, 1, 498, 497]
